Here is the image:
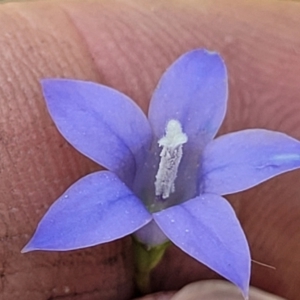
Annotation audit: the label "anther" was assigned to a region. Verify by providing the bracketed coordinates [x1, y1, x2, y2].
[154, 119, 188, 199]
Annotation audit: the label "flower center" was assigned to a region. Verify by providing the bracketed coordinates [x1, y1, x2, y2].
[154, 119, 188, 199]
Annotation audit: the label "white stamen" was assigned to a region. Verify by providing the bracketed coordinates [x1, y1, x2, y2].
[155, 119, 188, 199]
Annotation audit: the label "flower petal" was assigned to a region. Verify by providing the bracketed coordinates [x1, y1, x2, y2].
[22, 171, 152, 252]
[153, 194, 250, 298]
[201, 129, 300, 195]
[148, 49, 227, 148]
[41, 79, 152, 186]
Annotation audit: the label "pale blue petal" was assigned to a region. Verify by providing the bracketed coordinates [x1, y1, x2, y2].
[148, 49, 228, 149]
[145, 49, 228, 202]
[41, 79, 152, 186]
[22, 171, 152, 252]
[201, 129, 300, 195]
[153, 194, 250, 298]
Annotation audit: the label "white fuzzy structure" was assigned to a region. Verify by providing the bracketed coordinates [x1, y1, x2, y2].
[155, 119, 188, 199]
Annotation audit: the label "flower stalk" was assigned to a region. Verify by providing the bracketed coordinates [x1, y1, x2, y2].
[133, 238, 171, 294]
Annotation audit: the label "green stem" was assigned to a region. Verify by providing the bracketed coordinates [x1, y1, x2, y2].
[132, 238, 171, 294]
[135, 269, 151, 294]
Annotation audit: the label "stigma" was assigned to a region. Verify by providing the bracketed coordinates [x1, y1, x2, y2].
[155, 119, 188, 199]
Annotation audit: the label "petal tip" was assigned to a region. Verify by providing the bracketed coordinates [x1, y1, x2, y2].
[236, 272, 250, 300]
[21, 242, 35, 253]
[202, 48, 221, 57]
[183, 48, 224, 61]
[242, 288, 249, 300]
[40, 78, 58, 88]
[40, 78, 64, 97]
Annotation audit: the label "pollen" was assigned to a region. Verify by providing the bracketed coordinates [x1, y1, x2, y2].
[155, 119, 188, 199]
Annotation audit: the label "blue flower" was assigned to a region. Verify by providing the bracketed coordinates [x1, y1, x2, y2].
[22, 49, 300, 298]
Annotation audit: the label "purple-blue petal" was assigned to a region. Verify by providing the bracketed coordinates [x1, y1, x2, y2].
[148, 49, 228, 149]
[22, 171, 152, 252]
[201, 129, 300, 195]
[153, 194, 250, 298]
[41, 79, 152, 187]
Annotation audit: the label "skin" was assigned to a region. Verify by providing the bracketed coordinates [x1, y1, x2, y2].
[0, 0, 299, 299]
[134, 280, 286, 300]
